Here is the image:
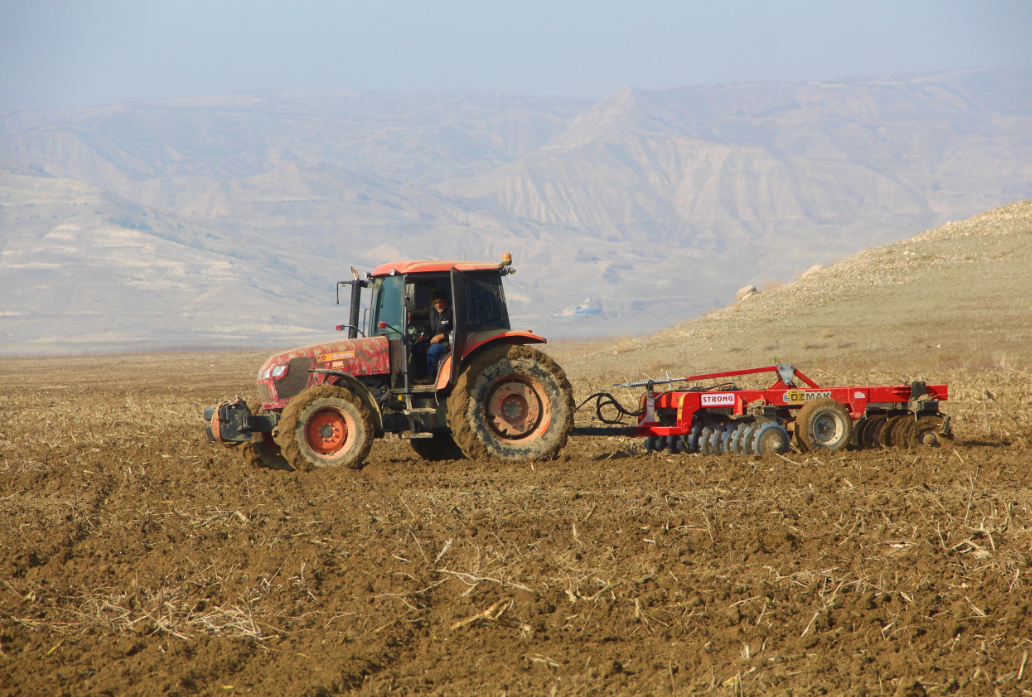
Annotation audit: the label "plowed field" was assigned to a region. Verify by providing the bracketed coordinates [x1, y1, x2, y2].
[2, 352, 1031, 696]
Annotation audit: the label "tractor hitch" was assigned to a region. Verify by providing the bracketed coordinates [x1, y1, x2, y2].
[204, 401, 279, 445]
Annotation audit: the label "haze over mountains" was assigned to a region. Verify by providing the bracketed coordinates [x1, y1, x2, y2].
[1, 67, 1031, 349]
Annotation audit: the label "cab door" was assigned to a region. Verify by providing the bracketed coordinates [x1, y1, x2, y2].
[446, 268, 469, 387]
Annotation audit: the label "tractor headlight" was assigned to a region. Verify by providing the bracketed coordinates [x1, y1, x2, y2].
[260, 364, 288, 380]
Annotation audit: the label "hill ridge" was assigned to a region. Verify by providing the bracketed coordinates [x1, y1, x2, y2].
[560, 197, 1032, 381]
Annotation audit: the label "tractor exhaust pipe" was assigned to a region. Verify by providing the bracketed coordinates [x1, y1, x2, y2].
[348, 273, 363, 340]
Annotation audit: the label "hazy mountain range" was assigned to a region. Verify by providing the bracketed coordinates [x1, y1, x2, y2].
[2, 67, 1031, 350]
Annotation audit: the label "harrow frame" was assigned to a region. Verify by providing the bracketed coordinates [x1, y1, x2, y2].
[571, 363, 951, 454]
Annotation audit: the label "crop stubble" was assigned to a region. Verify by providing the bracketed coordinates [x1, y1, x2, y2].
[1, 352, 1032, 696]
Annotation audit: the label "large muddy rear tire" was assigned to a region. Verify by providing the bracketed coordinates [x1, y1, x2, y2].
[448, 345, 574, 462]
[277, 385, 375, 470]
[795, 398, 852, 452]
[409, 432, 466, 461]
[241, 398, 293, 471]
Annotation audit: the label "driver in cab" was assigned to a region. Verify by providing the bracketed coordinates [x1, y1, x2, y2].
[409, 290, 453, 377]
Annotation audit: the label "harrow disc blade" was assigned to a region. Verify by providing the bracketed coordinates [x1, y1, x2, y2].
[880, 415, 906, 449]
[864, 415, 888, 449]
[730, 424, 747, 454]
[740, 424, 759, 454]
[708, 426, 725, 455]
[687, 423, 704, 454]
[850, 417, 868, 450]
[908, 415, 955, 449]
[699, 427, 715, 455]
[894, 417, 916, 448]
[720, 426, 735, 454]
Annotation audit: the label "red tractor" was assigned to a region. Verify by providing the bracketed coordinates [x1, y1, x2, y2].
[205, 254, 575, 470]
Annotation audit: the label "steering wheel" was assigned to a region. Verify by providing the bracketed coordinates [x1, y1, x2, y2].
[407, 323, 430, 345]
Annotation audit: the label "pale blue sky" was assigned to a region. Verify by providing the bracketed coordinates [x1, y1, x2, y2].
[2, 0, 1030, 110]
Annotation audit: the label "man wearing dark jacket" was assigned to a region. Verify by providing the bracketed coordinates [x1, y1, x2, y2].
[410, 290, 453, 377]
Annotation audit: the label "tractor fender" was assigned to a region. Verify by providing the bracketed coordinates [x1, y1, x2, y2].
[312, 369, 384, 430]
[435, 329, 546, 391]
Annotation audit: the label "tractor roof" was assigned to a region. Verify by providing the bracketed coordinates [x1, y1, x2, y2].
[370, 259, 506, 277]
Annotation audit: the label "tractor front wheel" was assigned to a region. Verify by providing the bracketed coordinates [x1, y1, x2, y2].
[448, 345, 574, 462]
[277, 385, 374, 470]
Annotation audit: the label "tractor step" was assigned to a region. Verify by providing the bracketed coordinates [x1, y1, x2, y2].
[403, 408, 437, 415]
[401, 432, 434, 439]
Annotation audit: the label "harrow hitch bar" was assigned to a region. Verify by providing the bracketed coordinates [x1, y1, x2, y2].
[615, 364, 819, 390]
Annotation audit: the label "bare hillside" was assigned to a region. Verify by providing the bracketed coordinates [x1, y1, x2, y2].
[559, 198, 1032, 384]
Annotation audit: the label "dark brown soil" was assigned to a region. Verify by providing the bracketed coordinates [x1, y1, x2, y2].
[2, 352, 1031, 696]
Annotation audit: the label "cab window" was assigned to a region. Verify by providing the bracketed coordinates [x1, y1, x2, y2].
[467, 272, 510, 331]
[370, 275, 405, 337]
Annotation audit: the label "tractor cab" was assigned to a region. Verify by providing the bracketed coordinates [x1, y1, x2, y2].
[344, 260, 514, 390]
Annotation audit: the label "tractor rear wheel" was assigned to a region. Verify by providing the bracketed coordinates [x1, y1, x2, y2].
[409, 432, 466, 461]
[795, 398, 852, 452]
[240, 397, 293, 471]
[448, 345, 574, 462]
[277, 384, 374, 470]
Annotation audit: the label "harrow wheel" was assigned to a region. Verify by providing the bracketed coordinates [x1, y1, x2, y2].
[240, 397, 293, 471]
[752, 423, 790, 455]
[278, 384, 374, 470]
[908, 415, 954, 449]
[795, 398, 853, 452]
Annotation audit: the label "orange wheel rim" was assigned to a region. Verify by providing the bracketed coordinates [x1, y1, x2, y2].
[305, 407, 351, 455]
[484, 377, 551, 441]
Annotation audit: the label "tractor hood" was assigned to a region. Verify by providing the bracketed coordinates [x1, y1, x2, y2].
[256, 336, 391, 409]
